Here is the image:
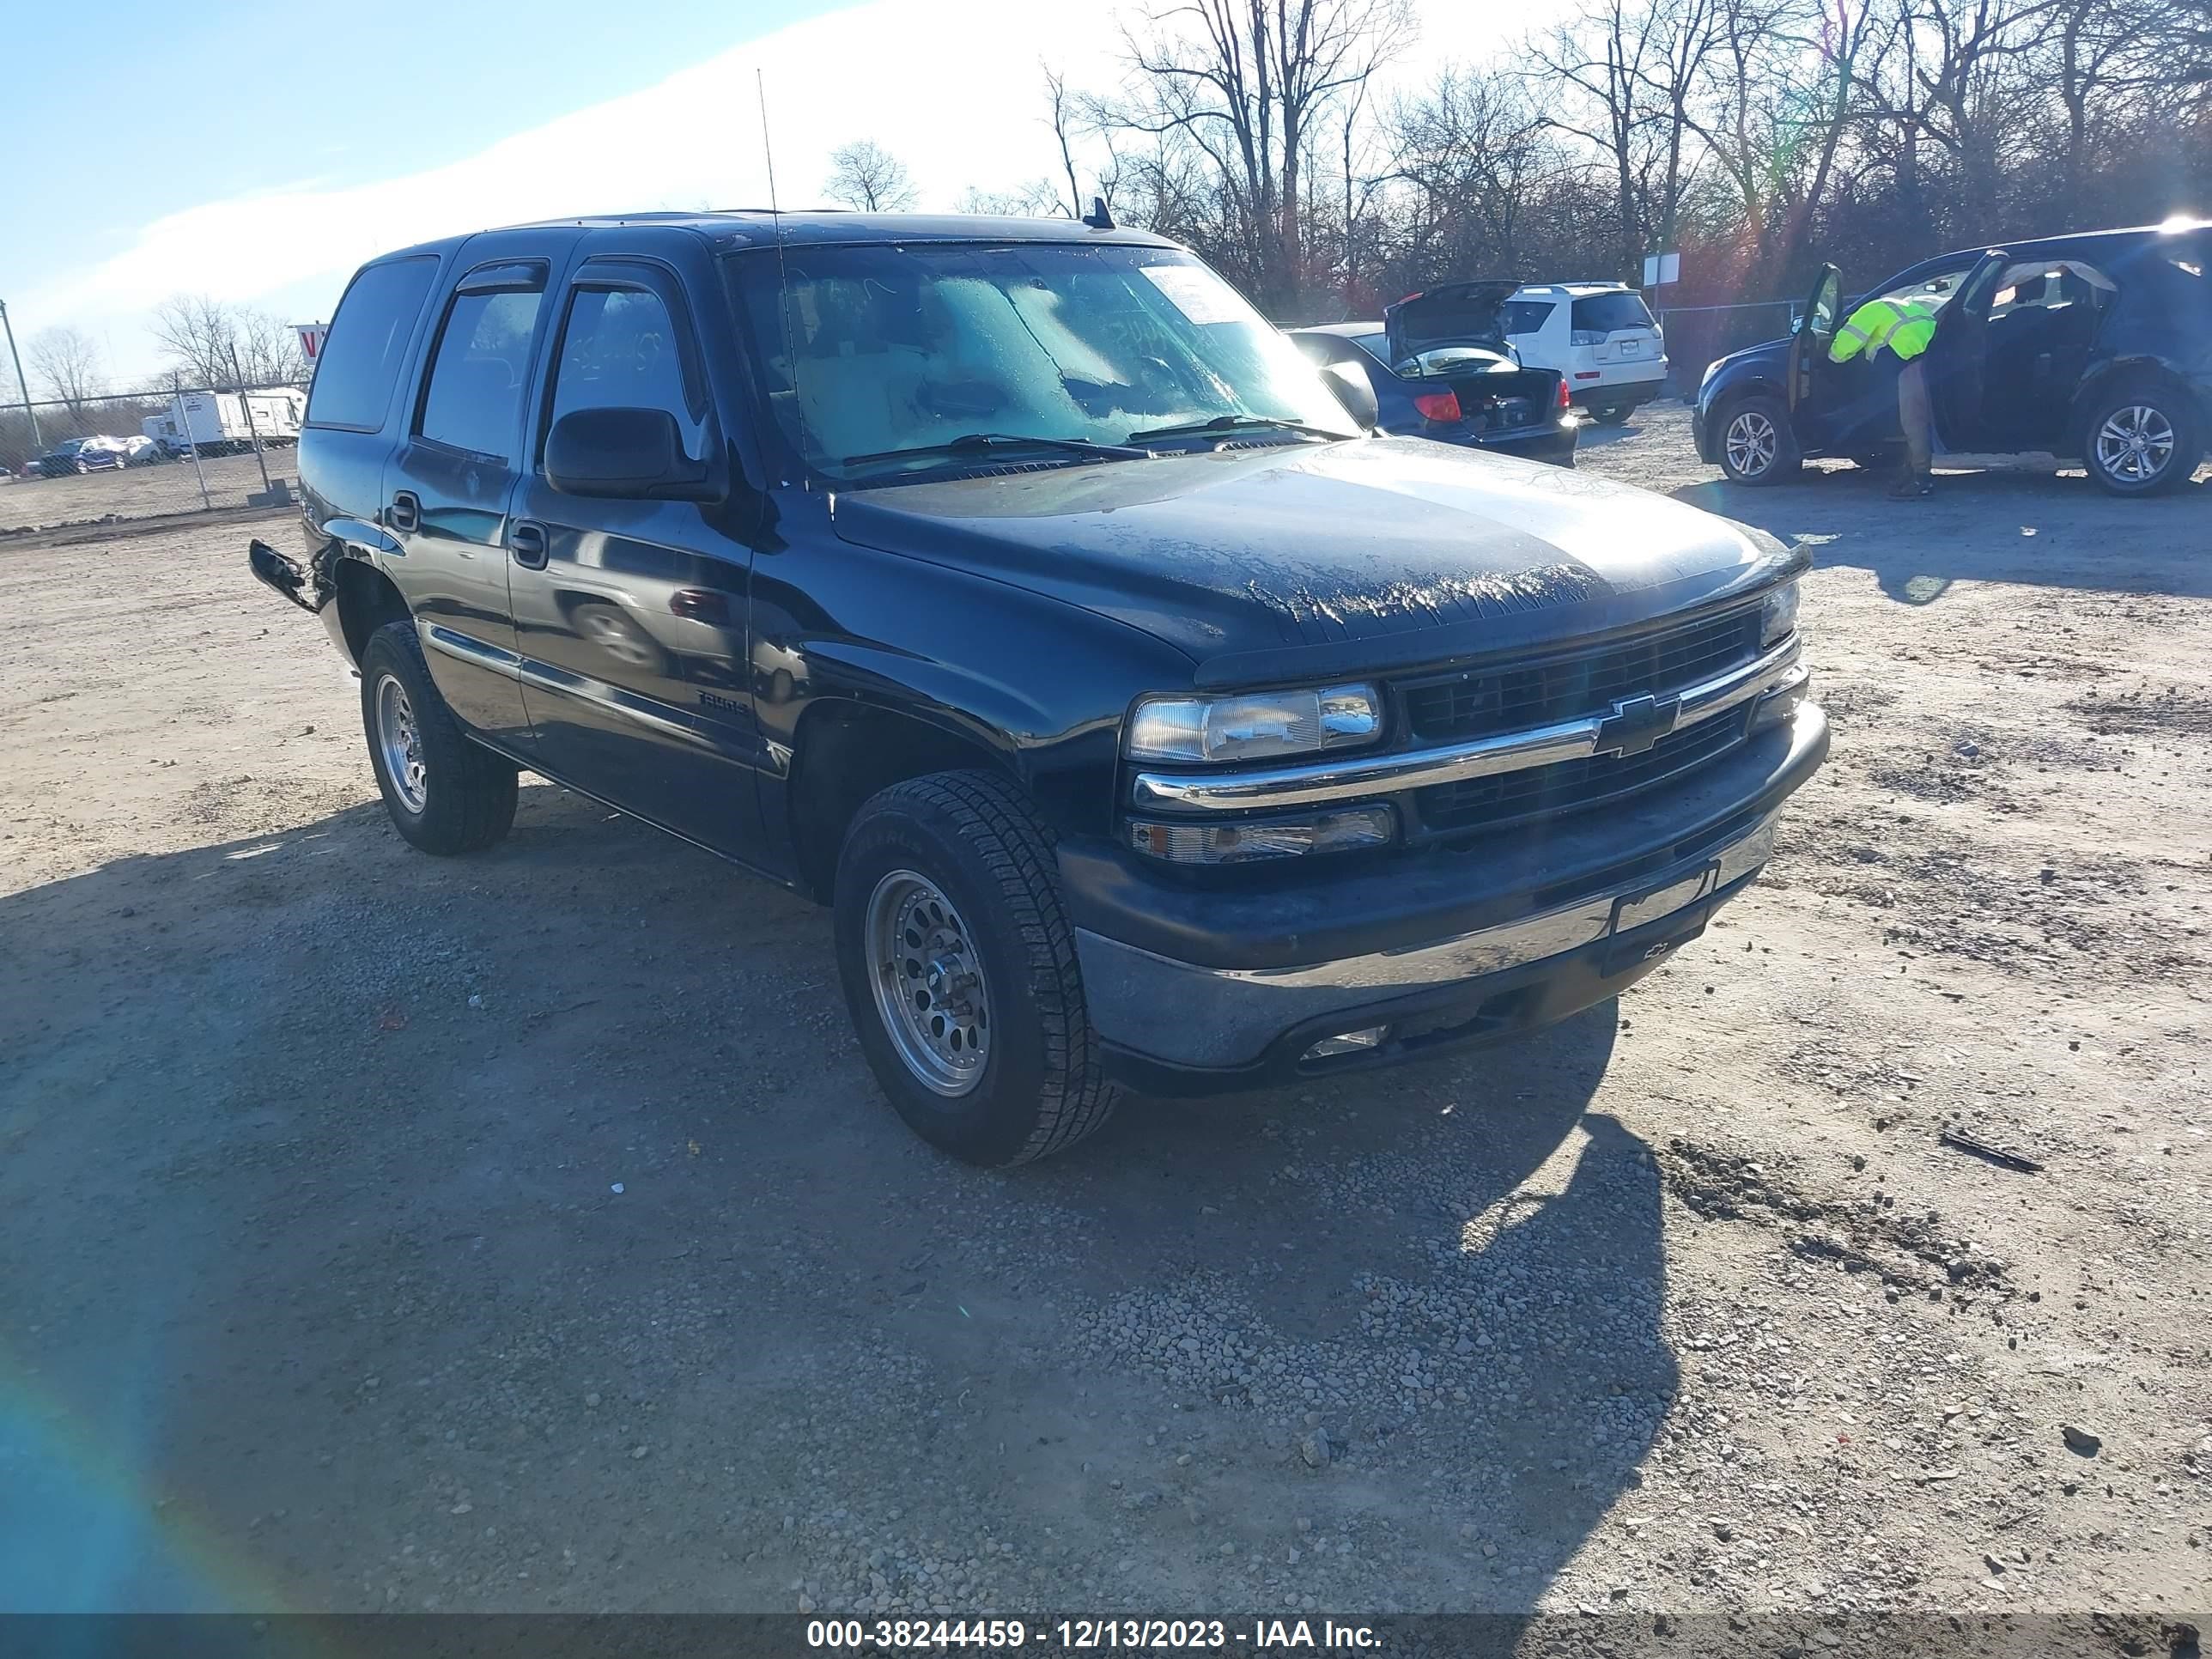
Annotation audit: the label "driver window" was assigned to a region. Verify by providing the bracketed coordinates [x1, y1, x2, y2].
[546, 285, 705, 462]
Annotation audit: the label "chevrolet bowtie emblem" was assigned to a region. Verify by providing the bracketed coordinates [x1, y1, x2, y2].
[1595, 693, 1681, 757]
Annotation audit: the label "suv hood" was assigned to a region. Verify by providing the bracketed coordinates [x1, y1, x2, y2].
[828, 439, 1800, 685]
[1384, 281, 1519, 362]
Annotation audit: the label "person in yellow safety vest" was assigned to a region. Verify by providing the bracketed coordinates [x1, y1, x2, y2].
[1829, 295, 1942, 498]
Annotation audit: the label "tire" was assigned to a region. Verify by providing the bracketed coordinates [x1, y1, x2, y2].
[358, 620, 518, 855]
[1716, 393, 1802, 485]
[1591, 403, 1633, 427]
[2080, 379, 2202, 497]
[833, 769, 1119, 1166]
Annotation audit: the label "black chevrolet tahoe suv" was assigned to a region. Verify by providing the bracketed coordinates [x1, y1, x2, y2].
[250, 210, 1827, 1165]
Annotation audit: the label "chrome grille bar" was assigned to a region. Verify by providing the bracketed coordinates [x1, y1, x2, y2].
[1130, 635, 1800, 813]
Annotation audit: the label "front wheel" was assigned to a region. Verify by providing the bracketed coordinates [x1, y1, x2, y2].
[1716, 394, 1802, 485]
[833, 770, 1119, 1166]
[359, 621, 518, 854]
[2081, 381, 2201, 497]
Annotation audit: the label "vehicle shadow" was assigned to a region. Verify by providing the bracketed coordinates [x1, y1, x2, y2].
[1569, 416, 1651, 452]
[1676, 461, 2212, 604]
[0, 787, 1668, 1614]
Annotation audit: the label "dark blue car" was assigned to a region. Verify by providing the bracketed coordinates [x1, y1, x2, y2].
[1693, 221, 2212, 496]
[1290, 283, 1577, 466]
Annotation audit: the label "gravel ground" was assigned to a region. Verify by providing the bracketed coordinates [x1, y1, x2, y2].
[0, 405, 2207, 1626]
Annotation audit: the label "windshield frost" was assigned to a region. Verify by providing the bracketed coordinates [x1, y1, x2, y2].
[727, 242, 1358, 478]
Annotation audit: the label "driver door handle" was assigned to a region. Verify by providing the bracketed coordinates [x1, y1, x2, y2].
[509, 520, 550, 569]
[387, 489, 420, 534]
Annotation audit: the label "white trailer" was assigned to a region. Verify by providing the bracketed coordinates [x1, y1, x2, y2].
[142, 388, 307, 457]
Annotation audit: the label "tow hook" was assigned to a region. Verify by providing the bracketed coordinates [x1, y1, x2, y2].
[248, 538, 325, 614]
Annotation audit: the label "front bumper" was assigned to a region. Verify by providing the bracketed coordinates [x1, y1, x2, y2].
[1067, 701, 1826, 1094]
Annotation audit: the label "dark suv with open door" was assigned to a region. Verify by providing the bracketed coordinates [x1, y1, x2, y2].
[1693, 221, 2212, 495]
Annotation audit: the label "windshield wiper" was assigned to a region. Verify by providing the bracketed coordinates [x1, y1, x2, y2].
[842, 432, 1152, 467]
[1124, 415, 1346, 443]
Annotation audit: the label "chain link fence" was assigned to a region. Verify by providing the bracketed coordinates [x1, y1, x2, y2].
[1, 381, 312, 536]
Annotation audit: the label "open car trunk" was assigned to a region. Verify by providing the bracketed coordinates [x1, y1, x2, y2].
[1437, 365, 1561, 436]
[1383, 280, 1520, 366]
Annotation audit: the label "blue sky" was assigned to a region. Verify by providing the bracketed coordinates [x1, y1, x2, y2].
[3, 0, 836, 380]
[2, 0, 1524, 387]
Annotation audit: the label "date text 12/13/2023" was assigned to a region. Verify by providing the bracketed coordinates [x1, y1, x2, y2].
[805, 1618, 1381, 1650]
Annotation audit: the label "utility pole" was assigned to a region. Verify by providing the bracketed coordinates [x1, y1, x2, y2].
[0, 299, 43, 451]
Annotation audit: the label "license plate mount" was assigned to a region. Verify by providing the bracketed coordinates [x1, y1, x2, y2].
[1609, 859, 1722, 936]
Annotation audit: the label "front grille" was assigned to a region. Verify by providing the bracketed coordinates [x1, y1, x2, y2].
[1401, 607, 1762, 744]
[1416, 706, 1751, 836]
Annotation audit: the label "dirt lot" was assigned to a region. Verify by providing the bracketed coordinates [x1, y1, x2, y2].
[1, 448, 296, 532]
[1, 405, 2207, 1626]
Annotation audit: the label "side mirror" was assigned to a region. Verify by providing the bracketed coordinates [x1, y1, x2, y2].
[545, 406, 720, 501]
[1317, 359, 1380, 431]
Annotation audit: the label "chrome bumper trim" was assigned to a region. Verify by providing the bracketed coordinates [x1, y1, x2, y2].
[1077, 810, 1780, 1069]
[1131, 635, 1800, 813]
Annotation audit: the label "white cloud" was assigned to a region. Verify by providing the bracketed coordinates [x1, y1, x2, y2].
[26, 0, 1533, 380]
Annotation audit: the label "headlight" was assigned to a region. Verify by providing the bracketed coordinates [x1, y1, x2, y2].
[1700, 357, 1723, 390]
[1129, 805, 1397, 865]
[1760, 580, 1800, 646]
[1126, 684, 1382, 763]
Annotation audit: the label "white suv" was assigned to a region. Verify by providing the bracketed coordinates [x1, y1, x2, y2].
[1502, 283, 1668, 425]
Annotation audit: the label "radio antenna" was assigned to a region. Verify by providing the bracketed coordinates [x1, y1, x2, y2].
[756, 67, 781, 212]
[756, 67, 805, 483]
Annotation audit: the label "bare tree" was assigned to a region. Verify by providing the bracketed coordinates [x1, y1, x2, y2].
[1037, 0, 2212, 335]
[150, 295, 305, 388]
[1389, 70, 1569, 279]
[236, 309, 308, 386]
[1532, 0, 1724, 280]
[956, 181, 1072, 216]
[1849, 0, 2063, 240]
[1092, 0, 1413, 312]
[1045, 67, 1088, 218]
[26, 325, 106, 411]
[823, 140, 920, 211]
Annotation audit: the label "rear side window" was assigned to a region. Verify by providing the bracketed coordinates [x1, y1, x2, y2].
[1570, 292, 1656, 333]
[306, 257, 438, 430]
[417, 288, 544, 461]
[1500, 300, 1554, 336]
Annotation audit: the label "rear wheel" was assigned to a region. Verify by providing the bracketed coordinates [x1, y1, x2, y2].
[360, 621, 518, 855]
[833, 770, 1119, 1166]
[1591, 403, 1633, 427]
[1716, 394, 1802, 485]
[2081, 380, 2201, 497]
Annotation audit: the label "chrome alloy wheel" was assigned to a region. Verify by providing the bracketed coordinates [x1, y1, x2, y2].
[374, 673, 428, 814]
[865, 869, 990, 1097]
[2094, 404, 2175, 487]
[1724, 408, 1778, 477]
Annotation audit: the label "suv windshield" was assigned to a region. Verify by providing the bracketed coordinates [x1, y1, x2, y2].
[726, 242, 1358, 480]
